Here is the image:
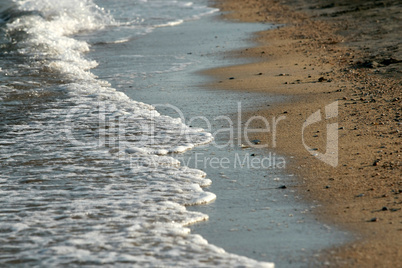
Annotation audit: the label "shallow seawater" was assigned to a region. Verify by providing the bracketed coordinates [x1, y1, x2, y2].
[0, 0, 348, 266]
[87, 5, 350, 267]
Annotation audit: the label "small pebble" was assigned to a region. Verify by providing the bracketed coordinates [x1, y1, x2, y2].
[373, 159, 381, 166]
[278, 185, 287, 189]
[369, 217, 378, 222]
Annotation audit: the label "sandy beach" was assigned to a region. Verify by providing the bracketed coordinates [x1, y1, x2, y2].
[1, 0, 399, 266]
[206, 0, 401, 266]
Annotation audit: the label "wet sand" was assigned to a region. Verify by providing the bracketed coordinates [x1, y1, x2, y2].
[206, 0, 401, 266]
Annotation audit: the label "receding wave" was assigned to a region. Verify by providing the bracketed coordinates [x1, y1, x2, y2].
[0, 0, 273, 266]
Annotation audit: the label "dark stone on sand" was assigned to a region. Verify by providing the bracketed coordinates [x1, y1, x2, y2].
[356, 60, 380, 68]
[251, 139, 261, 144]
[379, 58, 402, 66]
[381, 206, 389, 211]
[369, 217, 378, 222]
[229, 77, 235, 80]
[278, 185, 287, 189]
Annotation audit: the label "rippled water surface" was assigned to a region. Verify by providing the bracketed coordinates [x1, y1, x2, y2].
[0, 0, 274, 266]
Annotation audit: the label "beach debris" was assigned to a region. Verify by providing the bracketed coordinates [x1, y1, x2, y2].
[318, 77, 327, 82]
[278, 185, 287, 189]
[368, 217, 378, 222]
[381, 206, 389, 211]
[373, 159, 381, 166]
[257, 72, 263, 75]
[380, 57, 402, 66]
[251, 139, 261, 145]
[356, 193, 365, 197]
[229, 77, 235, 80]
[278, 73, 290, 76]
[325, 185, 330, 189]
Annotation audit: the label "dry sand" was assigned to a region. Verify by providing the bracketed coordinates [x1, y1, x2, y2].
[206, 0, 401, 266]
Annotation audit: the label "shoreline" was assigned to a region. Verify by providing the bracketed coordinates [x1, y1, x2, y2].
[207, 0, 401, 266]
[101, 12, 346, 266]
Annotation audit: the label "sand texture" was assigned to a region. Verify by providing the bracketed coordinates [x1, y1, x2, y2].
[207, 0, 401, 266]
